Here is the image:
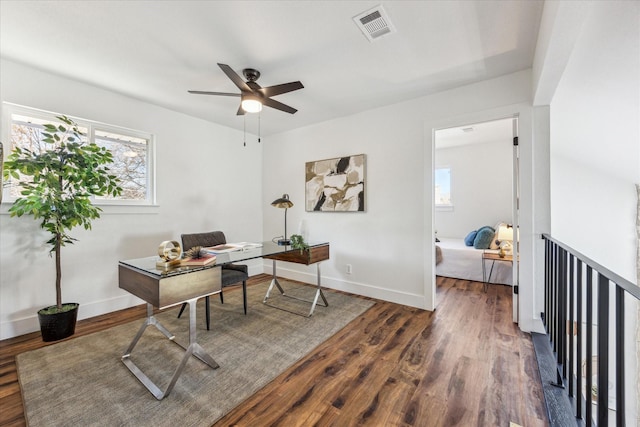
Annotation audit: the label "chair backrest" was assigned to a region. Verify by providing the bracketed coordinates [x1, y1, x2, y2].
[181, 231, 227, 252]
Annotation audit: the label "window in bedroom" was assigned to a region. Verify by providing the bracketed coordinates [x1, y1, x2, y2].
[2, 104, 156, 206]
[435, 166, 452, 209]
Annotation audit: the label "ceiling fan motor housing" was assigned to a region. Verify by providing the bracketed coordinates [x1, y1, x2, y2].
[243, 68, 261, 82]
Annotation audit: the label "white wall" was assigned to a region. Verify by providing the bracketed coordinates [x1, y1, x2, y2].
[435, 140, 513, 238]
[549, 2, 639, 283]
[544, 2, 639, 423]
[262, 69, 546, 331]
[0, 59, 264, 339]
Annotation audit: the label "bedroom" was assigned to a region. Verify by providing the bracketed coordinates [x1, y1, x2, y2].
[434, 117, 516, 300]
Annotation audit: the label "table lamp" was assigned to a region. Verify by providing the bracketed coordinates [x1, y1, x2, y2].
[271, 194, 293, 245]
[497, 224, 514, 258]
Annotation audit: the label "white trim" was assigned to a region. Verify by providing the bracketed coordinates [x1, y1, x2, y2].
[426, 103, 542, 331]
[259, 262, 426, 309]
[435, 205, 454, 212]
[0, 203, 159, 215]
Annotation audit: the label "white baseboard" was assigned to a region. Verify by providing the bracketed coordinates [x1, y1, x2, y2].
[0, 293, 143, 341]
[258, 262, 426, 309]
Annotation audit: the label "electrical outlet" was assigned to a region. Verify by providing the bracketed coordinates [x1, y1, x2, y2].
[346, 264, 352, 274]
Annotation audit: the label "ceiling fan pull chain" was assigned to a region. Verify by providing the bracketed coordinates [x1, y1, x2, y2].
[258, 112, 261, 143]
[243, 115, 246, 147]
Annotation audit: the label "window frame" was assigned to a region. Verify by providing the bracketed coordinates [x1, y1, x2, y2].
[1, 103, 157, 208]
[434, 165, 453, 211]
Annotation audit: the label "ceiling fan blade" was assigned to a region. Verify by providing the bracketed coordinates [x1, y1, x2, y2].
[259, 81, 304, 97]
[236, 104, 246, 116]
[188, 90, 240, 97]
[262, 97, 298, 114]
[218, 63, 252, 92]
[246, 81, 262, 91]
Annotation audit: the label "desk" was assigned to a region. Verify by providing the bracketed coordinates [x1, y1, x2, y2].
[482, 251, 513, 292]
[118, 258, 222, 400]
[118, 241, 329, 398]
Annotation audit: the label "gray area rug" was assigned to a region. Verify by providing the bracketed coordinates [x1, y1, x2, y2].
[17, 280, 374, 426]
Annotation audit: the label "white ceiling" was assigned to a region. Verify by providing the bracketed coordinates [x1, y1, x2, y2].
[436, 117, 515, 149]
[0, 1, 543, 137]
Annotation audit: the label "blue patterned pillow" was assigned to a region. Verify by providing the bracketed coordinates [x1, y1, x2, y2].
[464, 230, 477, 246]
[473, 226, 495, 249]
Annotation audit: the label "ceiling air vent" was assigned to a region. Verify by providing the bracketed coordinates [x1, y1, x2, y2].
[353, 5, 396, 42]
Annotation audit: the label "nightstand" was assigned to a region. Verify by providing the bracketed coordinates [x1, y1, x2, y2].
[482, 251, 513, 292]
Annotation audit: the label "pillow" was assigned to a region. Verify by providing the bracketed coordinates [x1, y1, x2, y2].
[473, 226, 495, 249]
[464, 230, 477, 246]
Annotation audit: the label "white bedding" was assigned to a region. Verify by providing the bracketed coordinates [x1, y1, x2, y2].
[435, 237, 512, 285]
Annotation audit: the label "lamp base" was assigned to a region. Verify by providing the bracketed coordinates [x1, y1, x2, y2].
[277, 239, 291, 246]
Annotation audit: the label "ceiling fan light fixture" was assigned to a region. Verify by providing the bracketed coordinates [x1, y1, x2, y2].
[241, 95, 262, 113]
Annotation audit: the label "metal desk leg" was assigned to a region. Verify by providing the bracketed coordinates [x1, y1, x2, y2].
[121, 299, 219, 400]
[263, 260, 328, 317]
[308, 262, 329, 316]
[264, 260, 286, 302]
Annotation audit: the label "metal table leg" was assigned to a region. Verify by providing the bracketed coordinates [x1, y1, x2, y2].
[482, 257, 487, 292]
[121, 299, 219, 400]
[263, 260, 328, 317]
[483, 260, 496, 293]
[263, 259, 286, 301]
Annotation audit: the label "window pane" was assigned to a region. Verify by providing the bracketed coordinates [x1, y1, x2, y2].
[435, 167, 451, 206]
[9, 115, 88, 198]
[94, 129, 148, 201]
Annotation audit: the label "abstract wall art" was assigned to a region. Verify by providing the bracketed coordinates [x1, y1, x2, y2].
[305, 154, 365, 212]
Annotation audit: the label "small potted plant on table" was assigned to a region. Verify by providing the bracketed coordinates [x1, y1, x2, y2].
[290, 234, 309, 253]
[3, 116, 122, 341]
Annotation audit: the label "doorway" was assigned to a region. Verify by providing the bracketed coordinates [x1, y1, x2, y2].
[433, 116, 520, 322]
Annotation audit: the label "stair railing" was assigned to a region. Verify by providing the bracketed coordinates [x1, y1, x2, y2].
[542, 234, 639, 426]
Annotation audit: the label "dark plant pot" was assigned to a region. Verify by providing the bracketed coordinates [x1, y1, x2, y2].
[37, 303, 79, 342]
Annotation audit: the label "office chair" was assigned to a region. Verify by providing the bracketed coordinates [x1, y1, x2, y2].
[177, 231, 249, 330]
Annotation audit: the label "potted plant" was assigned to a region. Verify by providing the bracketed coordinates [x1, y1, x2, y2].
[290, 234, 309, 253]
[3, 115, 122, 341]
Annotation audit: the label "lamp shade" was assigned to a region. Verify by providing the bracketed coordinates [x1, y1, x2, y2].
[497, 224, 514, 242]
[271, 194, 293, 209]
[241, 94, 263, 113]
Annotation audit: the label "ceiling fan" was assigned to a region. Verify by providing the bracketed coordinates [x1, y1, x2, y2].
[188, 63, 304, 115]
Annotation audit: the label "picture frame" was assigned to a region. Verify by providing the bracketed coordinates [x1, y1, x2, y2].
[305, 154, 365, 212]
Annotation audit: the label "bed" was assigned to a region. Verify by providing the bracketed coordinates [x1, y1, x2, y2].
[435, 237, 513, 285]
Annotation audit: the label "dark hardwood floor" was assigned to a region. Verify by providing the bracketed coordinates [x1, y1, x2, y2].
[0, 275, 547, 427]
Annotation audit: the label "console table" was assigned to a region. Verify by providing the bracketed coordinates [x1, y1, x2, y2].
[482, 251, 514, 292]
[263, 242, 330, 317]
[118, 241, 329, 398]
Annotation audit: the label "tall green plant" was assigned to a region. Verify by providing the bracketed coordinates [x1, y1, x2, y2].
[3, 116, 122, 312]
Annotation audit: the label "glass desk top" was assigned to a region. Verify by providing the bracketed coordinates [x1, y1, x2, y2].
[119, 241, 328, 278]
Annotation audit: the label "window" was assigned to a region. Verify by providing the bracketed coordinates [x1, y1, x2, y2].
[2, 104, 155, 206]
[93, 129, 149, 201]
[435, 166, 452, 209]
